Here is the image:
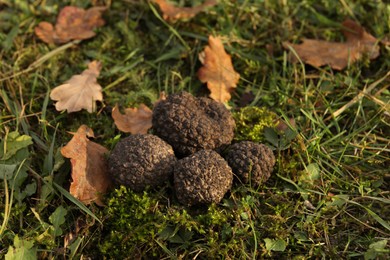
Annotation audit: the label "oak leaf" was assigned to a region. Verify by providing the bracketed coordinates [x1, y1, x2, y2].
[154, 0, 217, 21]
[197, 36, 240, 103]
[61, 125, 111, 206]
[112, 104, 153, 135]
[283, 19, 380, 70]
[35, 6, 106, 44]
[50, 61, 103, 113]
[112, 92, 166, 134]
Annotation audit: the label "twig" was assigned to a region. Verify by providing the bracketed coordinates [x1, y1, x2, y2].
[332, 71, 390, 118]
[0, 40, 80, 82]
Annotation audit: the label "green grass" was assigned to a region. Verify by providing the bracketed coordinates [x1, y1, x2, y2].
[1, 0, 389, 259]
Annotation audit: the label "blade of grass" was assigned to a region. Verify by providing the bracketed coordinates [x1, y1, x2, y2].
[52, 182, 102, 225]
[0, 159, 27, 238]
[148, 3, 190, 51]
[337, 195, 390, 232]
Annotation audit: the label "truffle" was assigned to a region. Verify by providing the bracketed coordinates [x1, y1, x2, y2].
[174, 150, 233, 206]
[108, 134, 177, 191]
[152, 91, 235, 157]
[225, 141, 275, 186]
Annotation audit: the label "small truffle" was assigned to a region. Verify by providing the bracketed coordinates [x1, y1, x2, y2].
[174, 150, 233, 206]
[108, 134, 177, 191]
[152, 91, 235, 157]
[225, 141, 275, 185]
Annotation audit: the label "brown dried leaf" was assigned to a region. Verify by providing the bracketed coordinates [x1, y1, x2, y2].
[34, 22, 56, 44]
[50, 60, 103, 113]
[34, 6, 106, 44]
[61, 125, 111, 206]
[154, 0, 217, 21]
[197, 35, 240, 103]
[283, 19, 380, 70]
[112, 104, 153, 134]
[276, 118, 296, 132]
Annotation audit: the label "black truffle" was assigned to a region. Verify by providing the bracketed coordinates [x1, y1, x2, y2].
[108, 134, 177, 192]
[152, 91, 235, 157]
[174, 150, 233, 206]
[225, 141, 275, 185]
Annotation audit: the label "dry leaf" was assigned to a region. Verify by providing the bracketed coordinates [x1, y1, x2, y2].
[50, 60, 103, 113]
[35, 6, 106, 44]
[283, 19, 380, 70]
[197, 35, 240, 103]
[276, 118, 296, 132]
[112, 104, 153, 134]
[154, 0, 217, 21]
[156, 91, 167, 103]
[61, 125, 111, 206]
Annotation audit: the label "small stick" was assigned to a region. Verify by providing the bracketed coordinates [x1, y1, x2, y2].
[332, 71, 390, 118]
[0, 40, 80, 82]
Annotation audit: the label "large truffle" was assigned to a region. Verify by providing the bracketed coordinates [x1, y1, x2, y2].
[225, 141, 275, 186]
[108, 134, 177, 191]
[152, 91, 235, 157]
[174, 150, 233, 206]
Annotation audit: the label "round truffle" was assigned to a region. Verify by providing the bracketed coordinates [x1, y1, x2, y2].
[174, 150, 233, 206]
[225, 141, 275, 186]
[152, 91, 235, 157]
[108, 134, 177, 191]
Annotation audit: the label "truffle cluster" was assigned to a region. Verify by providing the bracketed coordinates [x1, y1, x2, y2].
[108, 92, 276, 206]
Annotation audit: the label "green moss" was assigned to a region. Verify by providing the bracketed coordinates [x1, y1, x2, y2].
[233, 107, 278, 142]
[98, 186, 165, 258]
[96, 187, 263, 259]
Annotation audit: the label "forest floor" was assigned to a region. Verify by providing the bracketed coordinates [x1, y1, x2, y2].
[1, 0, 389, 259]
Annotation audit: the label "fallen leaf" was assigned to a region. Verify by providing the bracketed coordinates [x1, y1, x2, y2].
[112, 104, 153, 134]
[61, 125, 111, 206]
[276, 117, 296, 132]
[35, 6, 106, 44]
[197, 35, 240, 103]
[154, 0, 217, 21]
[50, 60, 103, 113]
[283, 19, 380, 70]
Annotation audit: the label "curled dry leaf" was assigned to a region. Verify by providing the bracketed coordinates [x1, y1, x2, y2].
[50, 61, 103, 113]
[283, 19, 380, 70]
[35, 6, 106, 44]
[154, 0, 217, 21]
[61, 125, 111, 206]
[112, 104, 153, 135]
[197, 35, 240, 103]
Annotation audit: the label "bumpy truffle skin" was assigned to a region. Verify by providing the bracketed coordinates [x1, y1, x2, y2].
[174, 150, 233, 206]
[225, 141, 275, 185]
[108, 134, 177, 192]
[152, 92, 235, 157]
